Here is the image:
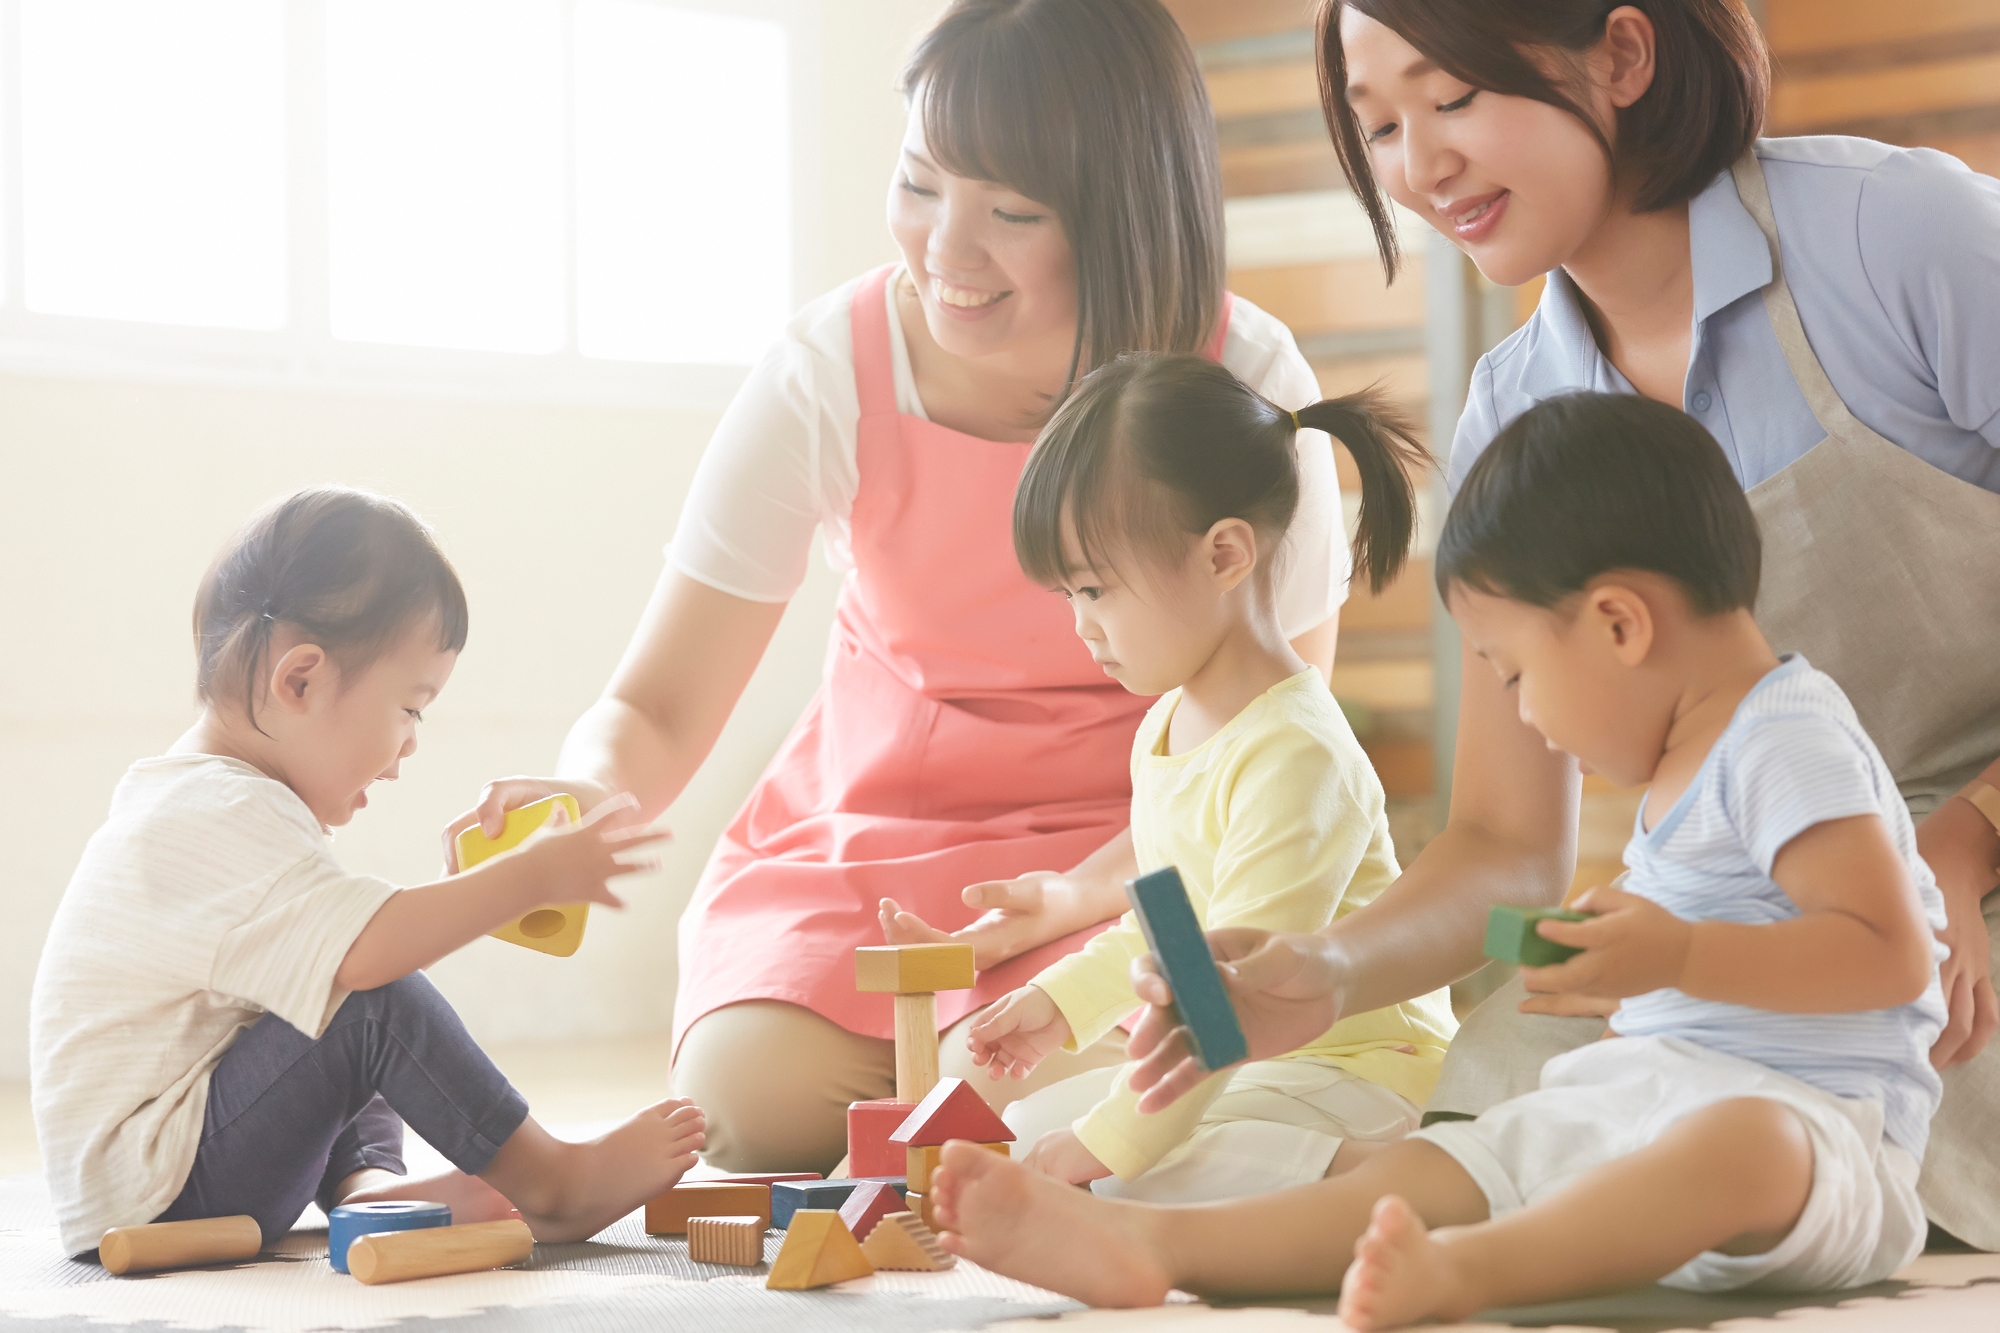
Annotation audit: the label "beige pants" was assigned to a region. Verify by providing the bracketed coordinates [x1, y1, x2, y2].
[671, 1000, 1129, 1175]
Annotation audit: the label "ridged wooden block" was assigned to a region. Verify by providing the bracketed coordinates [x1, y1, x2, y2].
[860, 1211, 954, 1271]
[687, 1215, 764, 1267]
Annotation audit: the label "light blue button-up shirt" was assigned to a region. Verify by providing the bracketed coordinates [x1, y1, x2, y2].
[1449, 137, 2000, 497]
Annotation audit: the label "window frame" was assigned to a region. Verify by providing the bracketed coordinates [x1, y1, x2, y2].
[0, 0, 821, 409]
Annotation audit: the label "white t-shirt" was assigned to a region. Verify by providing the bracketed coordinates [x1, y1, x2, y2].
[30, 754, 399, 1256]
[669, 269, 1350, 637]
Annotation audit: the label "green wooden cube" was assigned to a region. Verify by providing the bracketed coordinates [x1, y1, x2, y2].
[1483, 906, 1589, 967]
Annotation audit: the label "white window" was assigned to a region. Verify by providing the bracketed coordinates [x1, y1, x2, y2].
[0, 0, 813, 405]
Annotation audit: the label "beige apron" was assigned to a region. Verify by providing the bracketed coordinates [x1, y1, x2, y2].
[1426, 147, 2000, 1247]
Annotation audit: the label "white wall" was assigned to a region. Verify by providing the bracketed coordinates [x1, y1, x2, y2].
[0, 0, 948, 1079]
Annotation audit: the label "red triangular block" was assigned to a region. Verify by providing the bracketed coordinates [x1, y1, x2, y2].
[836, 1179, 903, 1242]
[887, 1076, 1015, 1146]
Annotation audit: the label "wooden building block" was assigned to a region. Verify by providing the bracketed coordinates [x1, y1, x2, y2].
[906, 1141, 1008, 1193]
[348, 1220, 534, 1285]
[685, 1170, 821, 1187]
[894, 993, 940, 1102]
[848, 1099, 914, 1178]
[98, 1215, 261, 1275]
[860, 1211, 954, 1271]
[687, 1215, 764, 1266]
[765, 1211, 874, 1290]
[1483, 906, 1588, 967]
[454, 795, 591, 958]
[903, 1189, 935, 1231]
[644, 1182, 770, 1235]
[771, 1177, 905, 1229]
[836, 1180, 904, 1242]
[889, 1076, 1015, 1147]
[1127, 868, 1249, 1071]
[855, 944, 976, 994]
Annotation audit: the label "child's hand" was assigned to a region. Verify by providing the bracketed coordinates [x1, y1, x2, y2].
[1519, 885, 1692, 1002]
[965, 986, 1072, 1080]
[1124, 929, 1340, 1114]
[1021, 1127, 1112, 1185]
[879, 871, 1074, 971]
[513, 793, 669, 911]
[441, 776, 619, 872]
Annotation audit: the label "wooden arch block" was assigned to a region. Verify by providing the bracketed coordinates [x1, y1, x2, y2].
[765, 1211, 874, 1290]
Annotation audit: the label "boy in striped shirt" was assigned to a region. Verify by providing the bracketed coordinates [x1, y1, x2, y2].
[926, 393, 1947, 1326]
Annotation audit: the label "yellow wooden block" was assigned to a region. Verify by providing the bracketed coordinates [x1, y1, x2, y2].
[765, 1211, 873, 1290]
[855, 944, 975, 994]
[455, 795, 590, 958]
[860, 1211, 953, 1271]
[906, 1140, 1008, 1193]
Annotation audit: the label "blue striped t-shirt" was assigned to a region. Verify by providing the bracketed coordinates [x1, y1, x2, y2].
[1610, 655, 1948, 1156]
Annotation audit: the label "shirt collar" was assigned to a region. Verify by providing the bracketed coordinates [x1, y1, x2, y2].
[1686, 162, 1773, 324]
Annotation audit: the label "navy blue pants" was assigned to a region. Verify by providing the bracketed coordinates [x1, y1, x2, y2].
[156, 973, 530, 1243]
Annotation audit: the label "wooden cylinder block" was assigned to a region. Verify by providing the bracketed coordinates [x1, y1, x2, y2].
[893, 992, 939, 1103]
[687, 1215, 765, 1266]
[99, 1215, 262, 1275]
[347, 1219, 534, 1285]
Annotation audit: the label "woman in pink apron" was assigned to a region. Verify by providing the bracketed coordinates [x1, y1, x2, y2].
[448, 0, 1349, 1173]
[1117, 0, 2000, 1250]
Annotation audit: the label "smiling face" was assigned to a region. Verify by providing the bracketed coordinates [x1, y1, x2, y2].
[261, 621, 458, 828]
[1341, 10, 1617, 287]
[886, 101, 1079, 365]
[1448, 581, 1674, 789]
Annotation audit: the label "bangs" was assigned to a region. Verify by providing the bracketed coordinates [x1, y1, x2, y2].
[907, 18, 1062, 207]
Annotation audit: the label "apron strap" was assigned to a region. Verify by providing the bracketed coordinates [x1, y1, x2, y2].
[1203, 292, 1235, 363]
[1729, 149, 1879, 447]
[849, 264, 901, 421]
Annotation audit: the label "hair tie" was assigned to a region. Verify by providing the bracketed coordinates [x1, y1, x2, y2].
[1289, 409, 1302, 431]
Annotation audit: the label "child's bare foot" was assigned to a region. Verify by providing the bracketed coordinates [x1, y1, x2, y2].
[931, 1140, 1171, 1307]
[1337, 1195, 1475, 1330]
[486, 1097, 705, 1243]
[343, 1168, 521, 1224]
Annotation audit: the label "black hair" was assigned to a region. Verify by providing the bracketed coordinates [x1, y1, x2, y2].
[1014, 352, 1429, 596]
[194, 486, 470, 731]
[1435, 392, 1760, 614]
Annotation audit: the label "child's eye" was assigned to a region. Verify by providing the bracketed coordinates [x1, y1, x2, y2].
[405, 709, 425, 722]
[1078, 586, 1103, 602]
[1502, 675, 1520, 692]
[1438, 90, 1477, 113]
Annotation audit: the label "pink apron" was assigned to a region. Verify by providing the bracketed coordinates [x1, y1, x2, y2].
[674, 265, 1232, 1048]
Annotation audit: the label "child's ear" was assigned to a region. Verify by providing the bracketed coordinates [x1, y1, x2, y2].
[1586, 582, 1654, 666]
[1203, 518, 1258, 592]
[267, 643, 331, 715]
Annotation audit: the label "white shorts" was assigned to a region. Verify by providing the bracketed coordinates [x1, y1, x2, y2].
[1003, 1059, 1420, 1204]
[1413, 1036, 1925, 1293]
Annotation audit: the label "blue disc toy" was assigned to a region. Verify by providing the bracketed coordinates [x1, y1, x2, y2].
[327, 1201, 451, 1273]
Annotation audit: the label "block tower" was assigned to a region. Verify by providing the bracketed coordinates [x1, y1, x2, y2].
[847, 943, 976, 1178]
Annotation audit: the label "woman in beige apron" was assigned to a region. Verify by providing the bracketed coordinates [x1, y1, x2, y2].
[1099, 2, 2000, 1249]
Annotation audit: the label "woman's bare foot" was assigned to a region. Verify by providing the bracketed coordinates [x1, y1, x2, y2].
[931, 1140, 1172, 1307]
[1337, 1195, 1476, 1330]
[484, 1097, 706, 1243]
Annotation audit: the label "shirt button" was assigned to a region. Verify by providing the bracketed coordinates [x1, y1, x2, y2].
[1692, 392, 1713, 412]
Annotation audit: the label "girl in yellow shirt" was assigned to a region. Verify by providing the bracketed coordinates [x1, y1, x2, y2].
[956, 351, 1458, 1201]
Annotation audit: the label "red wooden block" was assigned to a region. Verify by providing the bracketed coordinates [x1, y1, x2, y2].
[887, 1077, 1014, 1147]
[836, 1180, 903, 1242]
[847, 1100, 914, 1178]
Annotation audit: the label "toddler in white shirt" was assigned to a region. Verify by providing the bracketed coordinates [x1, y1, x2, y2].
[32, 486, 703, 1259]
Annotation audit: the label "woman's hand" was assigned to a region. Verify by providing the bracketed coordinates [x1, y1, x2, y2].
[1021, 1128, 1112, 1186]
[440, 776, 619, 872]
[1123, 929, 1342, 1114]
[1519, 885, 1690, 1003]
[964, 986, 1073, 1080]
[1918, 792, 2000, 1068]
[879, 874, 1077, 970]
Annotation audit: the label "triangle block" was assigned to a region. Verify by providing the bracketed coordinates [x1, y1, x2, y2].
[765, 1210, 874, 1290]
[887, 1077, 1015, 1146]
[837, 1180, 903, 1242]
[860, 1211, 954, 1271]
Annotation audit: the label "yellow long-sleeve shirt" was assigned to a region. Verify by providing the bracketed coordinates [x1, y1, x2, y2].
[1032, 669, 1458, 1180]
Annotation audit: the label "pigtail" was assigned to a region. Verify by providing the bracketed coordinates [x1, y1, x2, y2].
[1294, 391, 1431, 594]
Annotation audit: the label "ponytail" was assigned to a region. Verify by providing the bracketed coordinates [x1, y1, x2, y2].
[1294, 392, 1428, 594]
